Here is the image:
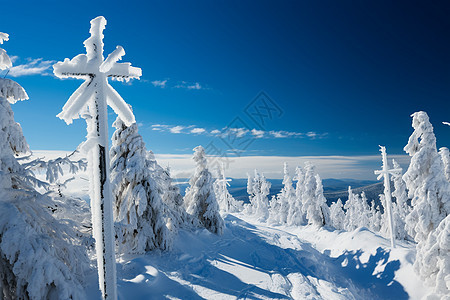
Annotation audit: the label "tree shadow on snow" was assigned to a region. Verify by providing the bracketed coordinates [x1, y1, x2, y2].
[118, 215, 408, 299]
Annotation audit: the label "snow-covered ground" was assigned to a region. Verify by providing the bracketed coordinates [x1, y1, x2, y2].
[28, 150, 431, 299]
[82, 212, 428, 299]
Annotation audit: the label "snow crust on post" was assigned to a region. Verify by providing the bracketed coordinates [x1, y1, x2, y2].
[53, 15, 141, 300]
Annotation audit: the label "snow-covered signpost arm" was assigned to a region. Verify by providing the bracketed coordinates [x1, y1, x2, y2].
[374, 146, 401, 249]
[53, 16, 141, 300]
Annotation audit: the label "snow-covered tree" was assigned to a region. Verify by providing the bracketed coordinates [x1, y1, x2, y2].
[287, 166, 306, 226]
[0, 33, 29, 190]
[154, 161, 188, 231]
[329, 199, 345, 230]
[302, 163, 328, 226]
[0, 191, 89, 300]
[0, 33, 89, 299]
[414, 215, 450, 298]
[358, 192, 371, 228]
[369, 199, 382, 232]
[214, 163, 243, 214]
[184, 146, 224, 234]
[391, 159, 410, 240]
[439, 147, 450, 182]
[247, 169, 271, 222]
[269, 162, 295, 224]
[110, 117, 172, 254]
[344, 187, 368, 231]
[403, 111, 450, 243]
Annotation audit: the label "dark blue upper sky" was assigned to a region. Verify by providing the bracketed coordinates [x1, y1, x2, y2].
[3, 0, 450, 157]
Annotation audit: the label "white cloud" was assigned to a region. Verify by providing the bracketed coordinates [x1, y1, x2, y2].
[9, 58, 55, 77]
[153, 153, 411, 180]
[211, 129, 221, 135]
[170, 126, 185, 134]
[191, 128, 206, 134]
[151, 79, 167, 88]
[175, 81, 204, 90]
[251, 129, 265, 138]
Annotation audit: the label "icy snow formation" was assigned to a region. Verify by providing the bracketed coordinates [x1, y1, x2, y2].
[184, 146, 224, 234]
[53, 16, 142, 300]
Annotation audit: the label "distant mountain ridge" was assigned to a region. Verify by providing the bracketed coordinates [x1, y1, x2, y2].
[175, 178, 382, 204]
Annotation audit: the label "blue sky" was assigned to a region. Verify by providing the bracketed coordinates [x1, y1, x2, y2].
[3, 1, 450, 175]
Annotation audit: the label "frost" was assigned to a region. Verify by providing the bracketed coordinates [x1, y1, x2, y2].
[110, 117, 173, 254]
[184, 146, 224, 234]
[403, 111, 450, 243]
[53, 16, 142, 299]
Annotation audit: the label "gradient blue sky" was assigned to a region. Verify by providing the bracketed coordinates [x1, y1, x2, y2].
[3, 0, 450, 160]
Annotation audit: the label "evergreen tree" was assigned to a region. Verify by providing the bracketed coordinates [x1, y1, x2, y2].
[269, 162, 295, 224]
[403, 111, 450, 243]
[391, 159, 410, 240]
[184, 146, 224, 234]
[287, 166, 305, 226]
[439, 147, 450, 182]
[302, 163, 327, 226]
[247, 169, 271, 222]
[0, 33, 88, 299]
[330, 199, 345, 230]
[414, 215, 450, 298]
[110, 118, 172, 254]
[214, 163, 243, 214]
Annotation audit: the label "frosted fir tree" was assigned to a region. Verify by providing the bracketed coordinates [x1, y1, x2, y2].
[344, 187, 359, 231]
[246, 169, 271, 222]
[0, 34, 89, 299]
[110, 117, 172, 254]
[439, 147, 450, 182]
[403, 111, 450, 244]
[369, 200, 382, 233]
[414, 215, 450, 298]
[302, 163, 327, 226]
[152, 158, 188, 231]
[214, 163, 243, 214]
[269, 162, 295, 225]
[329, 199, 345, 230]
[0, 33, 29, 190]
[391, 159, 410, 240]
[287, 166, 306, 226]
[184, 146, 224, 234]
[53, 16, 141, 300]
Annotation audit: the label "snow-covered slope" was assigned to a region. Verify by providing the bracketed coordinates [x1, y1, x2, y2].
[82, 213, 429, 299]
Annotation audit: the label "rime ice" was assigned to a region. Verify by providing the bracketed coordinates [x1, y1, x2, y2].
[53, 16, 141, 300]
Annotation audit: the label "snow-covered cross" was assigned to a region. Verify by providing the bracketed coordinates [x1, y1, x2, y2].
[374, 145, 402, 249]
[53, 16, 141, 300]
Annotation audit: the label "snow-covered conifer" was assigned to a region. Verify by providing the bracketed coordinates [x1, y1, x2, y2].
[344, 187, 359, 231]
[184, 146, 223, 234]
[214, 163, 243, 214]
[330, 199, 345, 230]
[414, 215, 450, 298]
[403, 111, 450, 243]
[439, 147, 450, 182]
[269, 162, 295, 224]
[391, 159, 410, 240]
[302, 163, 327, 226]
[287, 166, 305, 226]
[0, 34, 89, 299]
[0, 33, 29, 190]
[155, 162, 188, 231]
[369, 200, 382, 232]
[247, 169, 271, 222]
[110, 117, 172, 254]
